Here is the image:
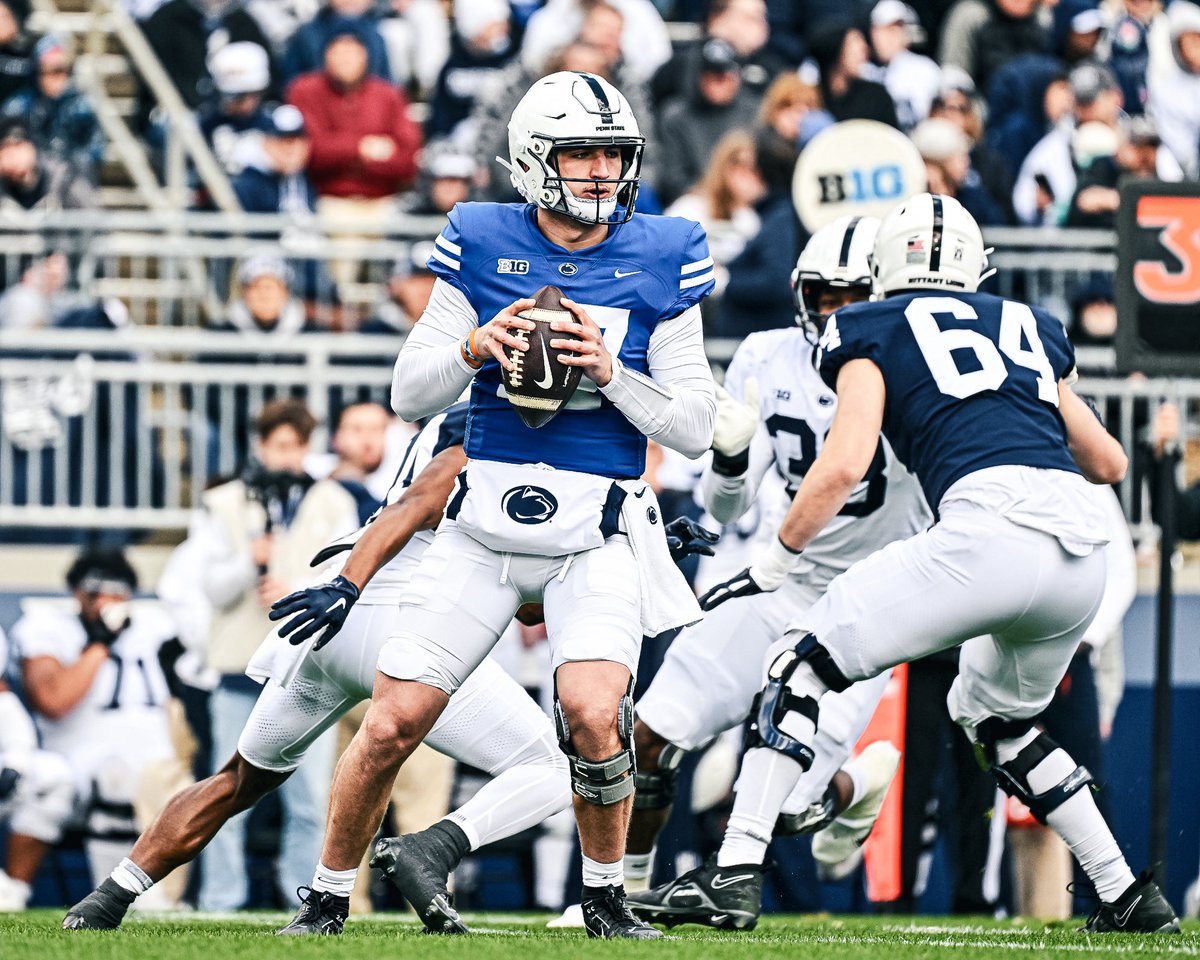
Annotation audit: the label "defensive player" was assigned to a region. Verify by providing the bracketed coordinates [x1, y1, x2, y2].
[0, 627, 74, 911]
[63, 406, 571, 932]
[299, 71, 716, 939]
[702, 193, 1179, 934]
[624, 217, 928, 930]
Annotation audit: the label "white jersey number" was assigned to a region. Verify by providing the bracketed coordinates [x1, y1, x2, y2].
[905, 297, 1058, 405]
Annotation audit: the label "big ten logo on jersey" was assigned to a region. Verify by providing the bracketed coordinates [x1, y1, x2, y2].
[1115, 181, 1200, 375]
[497, 258, 530, 275]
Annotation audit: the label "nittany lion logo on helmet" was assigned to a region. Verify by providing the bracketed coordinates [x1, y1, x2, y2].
[502, 485, 559, 524]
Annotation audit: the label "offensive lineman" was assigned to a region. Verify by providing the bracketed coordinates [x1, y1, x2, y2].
[297, 71, 716, 939]
[702, 193, 1180, 934]
[62, 406, 571, 932]
[624, 217, 928, 930]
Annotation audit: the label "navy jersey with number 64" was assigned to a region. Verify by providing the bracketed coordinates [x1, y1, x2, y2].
[819, 290, 1080, 509]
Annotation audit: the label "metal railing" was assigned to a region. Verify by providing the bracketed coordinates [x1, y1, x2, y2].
[0, 324, 1187, 532]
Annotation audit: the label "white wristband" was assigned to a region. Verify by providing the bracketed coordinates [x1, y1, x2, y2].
[749, 537, 801, 591]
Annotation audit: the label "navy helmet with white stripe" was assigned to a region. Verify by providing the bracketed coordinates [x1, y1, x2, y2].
[791, 215, 879, 342]
[871, 193, 990, 296]
[498, 71, 645, 225]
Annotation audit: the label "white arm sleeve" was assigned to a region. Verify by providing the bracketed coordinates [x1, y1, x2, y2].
[702, 423, 775, 524]
[390, 279, 480, 422]
[597, 305, 715, 459]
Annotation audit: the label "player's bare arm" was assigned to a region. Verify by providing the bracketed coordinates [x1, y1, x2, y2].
[21, 651, 109, 720]
[1059, 380, 1128, 485]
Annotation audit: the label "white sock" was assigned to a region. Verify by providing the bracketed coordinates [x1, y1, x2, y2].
[110, 858, 153, 896]
[311, 862, 357, 897]
[581, 854, 623, 889]
[718, 747, 804, 867]
[999, 735, 1136, 903]
[623, 850, 654, 892]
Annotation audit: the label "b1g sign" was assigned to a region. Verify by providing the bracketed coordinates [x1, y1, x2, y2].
[792, 120, 926, 232]
[1115, 180, 1200, 375]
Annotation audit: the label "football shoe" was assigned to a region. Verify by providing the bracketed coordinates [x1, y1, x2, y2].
[62, 878, 135, 929]
[581, 884, 663, 939]
[812, 740, 901, 881]
[626, 856, 761, 930]
[1080, 872, 1180, 934]
[370, 822, 469, 934]
[276, 886, 348, 936]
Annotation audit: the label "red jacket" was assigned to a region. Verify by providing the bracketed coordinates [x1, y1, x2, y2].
[286, 72, 421, 199]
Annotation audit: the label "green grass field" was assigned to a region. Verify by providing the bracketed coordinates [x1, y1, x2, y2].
[2, 912, 1196, 960]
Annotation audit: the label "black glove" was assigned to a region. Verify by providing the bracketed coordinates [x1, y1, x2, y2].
[664, 516, 720, 564]
[268, 575, 361, 650]
[81, 614, 123, 649]
[697, 567, 765, 611]
[0, 766, 19, 803]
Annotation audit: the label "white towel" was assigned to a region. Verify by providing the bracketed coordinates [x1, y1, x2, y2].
[617, 479, 704, 637]
[245, 623, 325, 688]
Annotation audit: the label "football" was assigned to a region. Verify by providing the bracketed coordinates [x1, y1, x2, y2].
[501, 284, 583, 429]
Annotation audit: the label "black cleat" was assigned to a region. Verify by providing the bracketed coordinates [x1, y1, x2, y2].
[62, 878, 137, 930]
[1080, 872, 1180, 934]
[370, 822, 470, 934]
[581, 884, 663, 939]
[276, 886, 348, 936]
[626, 856, 761, 931]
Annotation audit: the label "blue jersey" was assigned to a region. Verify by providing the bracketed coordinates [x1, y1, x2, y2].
[819, 291, 1079, 509]
[427, 202, 715, 478]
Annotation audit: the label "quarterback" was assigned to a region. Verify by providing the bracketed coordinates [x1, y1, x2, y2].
[704, 193, 1179, 934]
[300, 71, 716, 939]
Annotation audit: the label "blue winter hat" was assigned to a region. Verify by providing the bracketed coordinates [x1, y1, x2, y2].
[324, 16, 370, 50]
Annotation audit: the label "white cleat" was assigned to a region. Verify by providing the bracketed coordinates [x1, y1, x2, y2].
[546, 903, 586, 928]
[0, 869, 31, 912]
[812, 740, 901, 881]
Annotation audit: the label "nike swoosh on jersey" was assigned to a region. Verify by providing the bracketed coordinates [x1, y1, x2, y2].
[535, 336, 554, 389]
[710, 874, 753, 889]
[614, 269, 642, 278]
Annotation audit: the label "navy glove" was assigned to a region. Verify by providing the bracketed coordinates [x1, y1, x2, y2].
[664, 516, 720, 563]
[269, 575, 360, 650]
[697, 567, 765, 611]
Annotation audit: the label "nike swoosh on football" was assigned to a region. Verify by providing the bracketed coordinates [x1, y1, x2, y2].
[534, 335, 554, 389]
[614, 269, 642, 278]
[710, 873, 753, 889]
[1114, 894, 1142, 927]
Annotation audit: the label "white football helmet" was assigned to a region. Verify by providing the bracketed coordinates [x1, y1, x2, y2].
[791, 215, 879, 342]
[871, 192, 992, 295]
[499, 71, 645, 225]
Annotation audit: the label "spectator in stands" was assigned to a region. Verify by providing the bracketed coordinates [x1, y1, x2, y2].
[0, 118, 96, 212]
[911, 116, 1009, 224]
[425, 0, 513, 145]
[0, 251, 69, 330]
[1052, 0, 1106, 67]
[362, 243, 436, 334]
[656, 38, 761, 206]
[198, 41, 272, 178]
[0, 36, 104, 184]
[231, 103, 316, 215]
[15, 548, 180, 904]
[650, 0, 781, 106]
[287, 22, 421, 248]
[930, 71, 1015, 221]
[138, 0, 280, 118]
[521, 0, 672, 84]
[282, 0, 391, 84]
[866, 0, 942, 130]
[0, 0, 35, 108]
[757, 70, 832, 150]
[809, 20, 900, 126]
[189, 399, 356, 911]
[216, 249, 311, 336]
[713, 125, 801, 337]
[1065, 113, 1163, 227]
[1148, 0, 1200, 177]
[665, 129, 763, 296]
[402, 143, 475, 215]
[1107, 0, 1166, 116]
[377, 0, 450, 98]
[984, 52, 1071, 176]
[324, 400, 392, 521]
[939, 0, 1052, 92]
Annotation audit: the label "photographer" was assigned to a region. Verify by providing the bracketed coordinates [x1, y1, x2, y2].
[185, 398, 358, 911]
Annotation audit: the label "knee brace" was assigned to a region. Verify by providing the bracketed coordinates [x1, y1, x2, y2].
[632, 741, 683, 811]
[980, 723, 1094, 824]
[744, 641, 824, 770]
[555, 682, 637, 806]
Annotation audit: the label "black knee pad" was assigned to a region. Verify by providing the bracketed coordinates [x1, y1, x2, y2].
[791, 632, 853, 693]
[632, 741, 683, 810]
[555, 681, 637, 806]
[990, 728, 1094, 824]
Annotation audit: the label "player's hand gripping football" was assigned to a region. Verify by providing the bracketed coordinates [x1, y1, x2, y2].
[549, 298, 614, 387]
[698, 537, 800, 611]
[711, 377, 760, 475]
[665, 516, 720, 563]
[473, 298, 538, 372]
[268, 575, 361, 650]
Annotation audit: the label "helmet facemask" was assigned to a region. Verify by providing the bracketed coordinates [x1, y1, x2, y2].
[543, 137, 644, 225]
[793, 274, 872, 345]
